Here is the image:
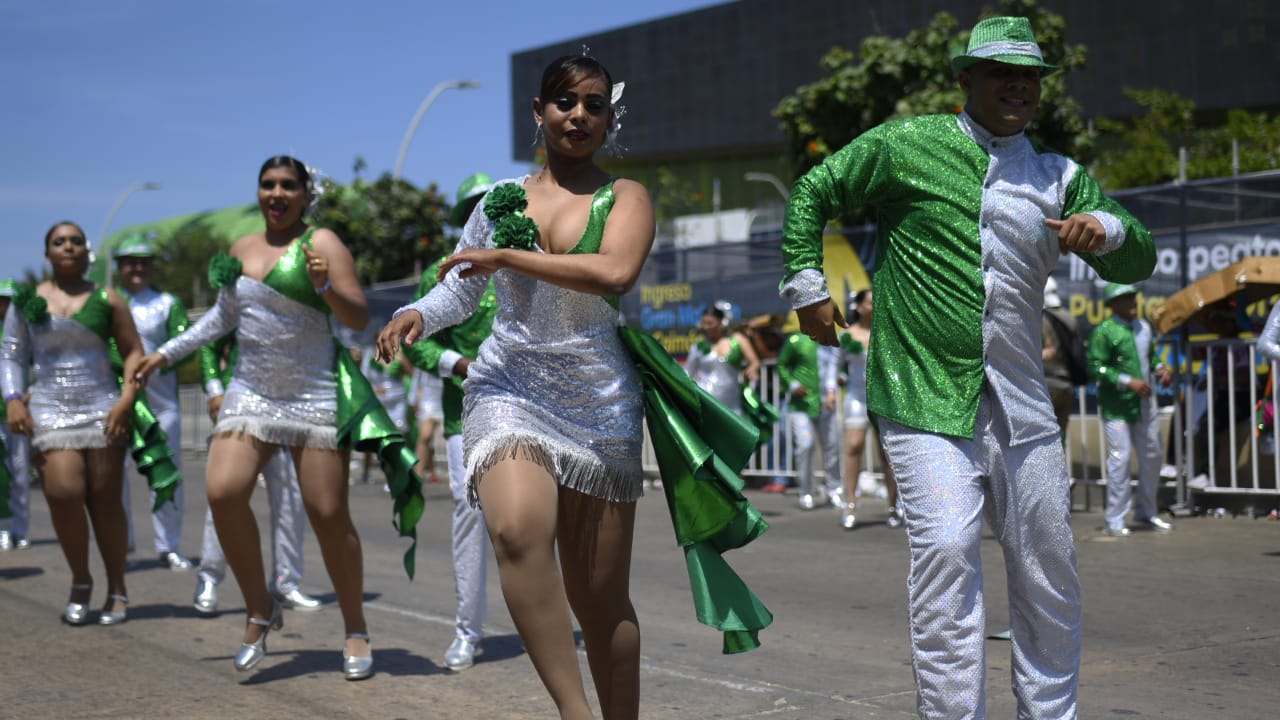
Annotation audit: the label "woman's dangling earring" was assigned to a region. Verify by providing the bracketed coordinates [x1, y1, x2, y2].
[531, 122, 544, 148]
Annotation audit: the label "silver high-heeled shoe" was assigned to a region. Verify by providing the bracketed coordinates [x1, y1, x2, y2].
[98, 594, 129, 625]
[343, 633, 374, 681]
[63, 583, 93, 626]
[233, 601, 283, 672]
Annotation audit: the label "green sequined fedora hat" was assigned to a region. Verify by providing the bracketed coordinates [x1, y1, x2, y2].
[450, 172, 495, 227]
[951, 16, 1059, 75]
[1104, 283, 1140, 304]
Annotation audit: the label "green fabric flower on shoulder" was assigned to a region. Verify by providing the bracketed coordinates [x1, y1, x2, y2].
[11, 283, 49, 326]
[208, 253, 244, 289]
[839, 333, 864, 355]
[483, 182, 528, 221]
[494, 214, 538, 251]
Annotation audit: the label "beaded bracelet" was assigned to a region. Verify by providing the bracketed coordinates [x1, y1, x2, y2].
[315, 278, 333, 295]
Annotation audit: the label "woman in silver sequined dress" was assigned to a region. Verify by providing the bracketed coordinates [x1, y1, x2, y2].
[1, 221, 145, 626]
[377, 55, 655, 720]
[135, 157, 375, 679]
[833, 289, 898, 530]
[684, 302, 762, 415]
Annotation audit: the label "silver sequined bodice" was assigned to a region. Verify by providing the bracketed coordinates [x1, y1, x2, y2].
[1, 306, 119, 450]
[685, 345, 742, 413]
[400, 178, 644, 498]
[159, 277, 337, 446]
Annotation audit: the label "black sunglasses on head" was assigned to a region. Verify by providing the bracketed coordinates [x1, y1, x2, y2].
[51, 235, 87, 247]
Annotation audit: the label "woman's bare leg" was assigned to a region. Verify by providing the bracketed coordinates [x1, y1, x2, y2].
[415, 418, 438, 479]
[559, 491, 639, 720]
[478, 456, 593, 720]
[84, 446, 129, 610]
[291, 446, 367, 658]
[206, 433, 275, 642]
[37, 450, 93, 603]
[843, 427, 868, 511]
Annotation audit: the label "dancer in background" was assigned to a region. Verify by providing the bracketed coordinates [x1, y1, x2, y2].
[684, 301, 762, 415]
[1087, 283, 1174, 536]
[411, 370, 444, 482]
[136, 156, 403, 680]
[830, 289, 897, 530]
[112, 237, 194, 570]
[401, 172, 497, 672]
[0, 280, 33, 552]
[3, 222, 148, 625]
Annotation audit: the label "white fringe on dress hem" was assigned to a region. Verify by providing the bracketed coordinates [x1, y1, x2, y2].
[33, 428, 111, 453]
[464, 432, 643, 508]
[213, 417, 338, 449]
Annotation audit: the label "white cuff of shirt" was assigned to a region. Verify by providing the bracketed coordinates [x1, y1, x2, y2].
[204, 379, 225, 397]
[1087, 211, 1125, 256]
[438, 350, 464, 379]
[779, 268, 831, 310]
[1116, 373, 1133, 388]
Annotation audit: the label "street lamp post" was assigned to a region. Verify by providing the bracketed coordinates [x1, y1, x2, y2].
[744, 172, 790, 202]
[393, 80, 481, 181]
[100, 181, 161, 287]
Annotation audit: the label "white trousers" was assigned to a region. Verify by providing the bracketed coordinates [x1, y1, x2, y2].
[788, 409, 841, 496]
[880, 391, 1080, 720]
[198, 449, 307, 594]
[0, 425, 32, 539]
[123, 406, 184, 553]
[447, 434, 488, 643]
[1103, 394, 1161, 531]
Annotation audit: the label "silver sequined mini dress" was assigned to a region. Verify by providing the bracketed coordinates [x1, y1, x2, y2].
[684, 340, 744, 415]
[398, 178, 644, 503]
[158, 276, 338, 449]
[1, 300, 121, 452]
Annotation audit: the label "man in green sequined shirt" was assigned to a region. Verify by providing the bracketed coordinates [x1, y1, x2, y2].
[778, 16, 1155, 720]
[401, 173, 498, 672]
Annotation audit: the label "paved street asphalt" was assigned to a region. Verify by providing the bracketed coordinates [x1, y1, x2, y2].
[2, 454, 1278, 719]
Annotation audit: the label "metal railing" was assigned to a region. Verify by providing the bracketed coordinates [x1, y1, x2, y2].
[179, 340, 1280, 499]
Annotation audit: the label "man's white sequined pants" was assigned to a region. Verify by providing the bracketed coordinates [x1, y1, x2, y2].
[880, 391, 1081, 720]
[0, 425, 31, 539]
[198, 449, 307, 594]
[447, 434, 488, 643]
[1103, 394, 1161, 532]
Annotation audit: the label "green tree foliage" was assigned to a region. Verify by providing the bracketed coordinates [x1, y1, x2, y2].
[151, 222, 229, 309]
[773, 0, 1091, 200]
[650, 167, 704, 223]
[1094, 89, 1280, 188]
[312, 158, 453, 284]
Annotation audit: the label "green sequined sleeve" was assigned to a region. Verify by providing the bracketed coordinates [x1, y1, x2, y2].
[400, 261, 448, 375]
[162, 296, 190, 375]
[780, 128, 892, 304]
[166, 296, 190, 338]
[1063, 170, 1156, 284]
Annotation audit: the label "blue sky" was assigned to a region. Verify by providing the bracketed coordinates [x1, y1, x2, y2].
[1, 0, 722, 279]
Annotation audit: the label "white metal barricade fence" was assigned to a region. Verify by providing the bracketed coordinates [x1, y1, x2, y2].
[180, 342, 1279, 501]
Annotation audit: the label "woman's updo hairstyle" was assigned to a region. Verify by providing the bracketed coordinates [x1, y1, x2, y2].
[258, 155, 322, 215]
[539, 55, 614, 102]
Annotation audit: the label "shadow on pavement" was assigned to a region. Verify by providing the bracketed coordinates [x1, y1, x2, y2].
[0, 566, 43, 580]
[235, 646, 442, 683]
